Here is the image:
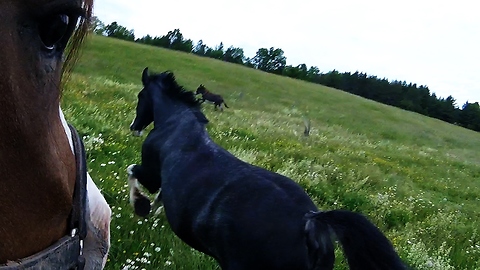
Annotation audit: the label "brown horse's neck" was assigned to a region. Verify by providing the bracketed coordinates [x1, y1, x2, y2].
[0, 92, 76, 262]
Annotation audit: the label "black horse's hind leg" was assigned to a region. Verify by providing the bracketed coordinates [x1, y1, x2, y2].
[127, 164, 151, 217]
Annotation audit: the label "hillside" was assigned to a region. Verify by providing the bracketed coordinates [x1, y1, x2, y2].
[63, 35, 480, 269]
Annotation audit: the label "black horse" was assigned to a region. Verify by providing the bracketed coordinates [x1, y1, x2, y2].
[196, 84, 229, 111]
[127, 67, 407, 270]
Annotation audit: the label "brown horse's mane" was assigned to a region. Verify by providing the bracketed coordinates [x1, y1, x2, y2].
[61, 0, 94, 83]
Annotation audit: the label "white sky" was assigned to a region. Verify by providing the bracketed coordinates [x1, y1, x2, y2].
[94, 0, 480, 107]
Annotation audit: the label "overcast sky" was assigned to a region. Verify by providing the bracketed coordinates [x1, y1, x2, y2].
[94, 0, 479, 107]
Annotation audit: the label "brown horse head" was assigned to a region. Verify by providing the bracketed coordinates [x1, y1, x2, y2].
[0, 0, 94, 263]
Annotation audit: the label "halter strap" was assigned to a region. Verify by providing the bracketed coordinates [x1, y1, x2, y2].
[0, 124, 87, 270]
[68, 124, 88, 242]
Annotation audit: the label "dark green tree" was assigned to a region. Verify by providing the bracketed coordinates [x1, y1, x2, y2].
[223, 46, 245, 64]
[317, 70, 343, 88]
[435, 96, 459, 123]
[459, 102, 480, 131]
[306, 66, 320, 82]
[104, 21, 135, 41]
[193, 40, 207, 56]
[136, 34, 153, 44]
[243, 57, 255, 68]
[252, 47, 286, 74]
[90, 16, 105, 34]
[205, 42, 224, 60]
[153, 36, 171, 48]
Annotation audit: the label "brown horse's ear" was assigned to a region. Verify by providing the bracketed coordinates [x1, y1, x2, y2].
[142, 67, 149, 86]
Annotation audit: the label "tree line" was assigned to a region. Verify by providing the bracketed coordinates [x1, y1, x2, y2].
[91, 18, 480, 132]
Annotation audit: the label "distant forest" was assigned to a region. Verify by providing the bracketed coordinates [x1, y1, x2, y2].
[91, 18, 480, 132]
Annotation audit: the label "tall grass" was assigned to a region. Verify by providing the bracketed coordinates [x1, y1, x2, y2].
[63, 35, 480, 269]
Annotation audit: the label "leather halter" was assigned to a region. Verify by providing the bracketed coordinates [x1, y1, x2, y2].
[0, 124, 87, 270]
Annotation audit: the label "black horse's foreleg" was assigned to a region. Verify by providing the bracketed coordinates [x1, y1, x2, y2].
[127, 164, 151, 217]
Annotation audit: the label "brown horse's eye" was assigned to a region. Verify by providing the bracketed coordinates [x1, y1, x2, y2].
[38, 14, 73, 51]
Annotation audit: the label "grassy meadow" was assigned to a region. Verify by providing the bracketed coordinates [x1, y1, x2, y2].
[63, 35, 480, 269]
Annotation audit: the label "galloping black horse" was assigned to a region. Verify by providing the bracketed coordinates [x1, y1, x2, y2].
[127, 68, 407, 270]
[196, 84, 229, 111]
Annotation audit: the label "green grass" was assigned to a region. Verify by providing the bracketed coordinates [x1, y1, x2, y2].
[63, 35, 480, 270]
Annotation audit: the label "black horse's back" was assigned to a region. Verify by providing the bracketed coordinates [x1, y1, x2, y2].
[160, 147, 316, 269]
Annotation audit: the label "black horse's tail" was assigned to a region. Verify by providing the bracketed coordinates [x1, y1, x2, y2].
[304, 210, 406, 270]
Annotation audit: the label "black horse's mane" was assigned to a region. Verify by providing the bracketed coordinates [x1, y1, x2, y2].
[146, 70, 208, 123]
[151, 71, 201, 108]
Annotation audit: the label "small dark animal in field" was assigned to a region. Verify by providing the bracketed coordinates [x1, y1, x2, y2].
[127, 67, 408, 270]
[196, 84, 229, 111]
[303, 117, 311, 136]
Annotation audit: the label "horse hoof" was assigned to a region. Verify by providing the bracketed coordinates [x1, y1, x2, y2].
[134, 196, 151, 217]
[127, 164, 136, 176]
